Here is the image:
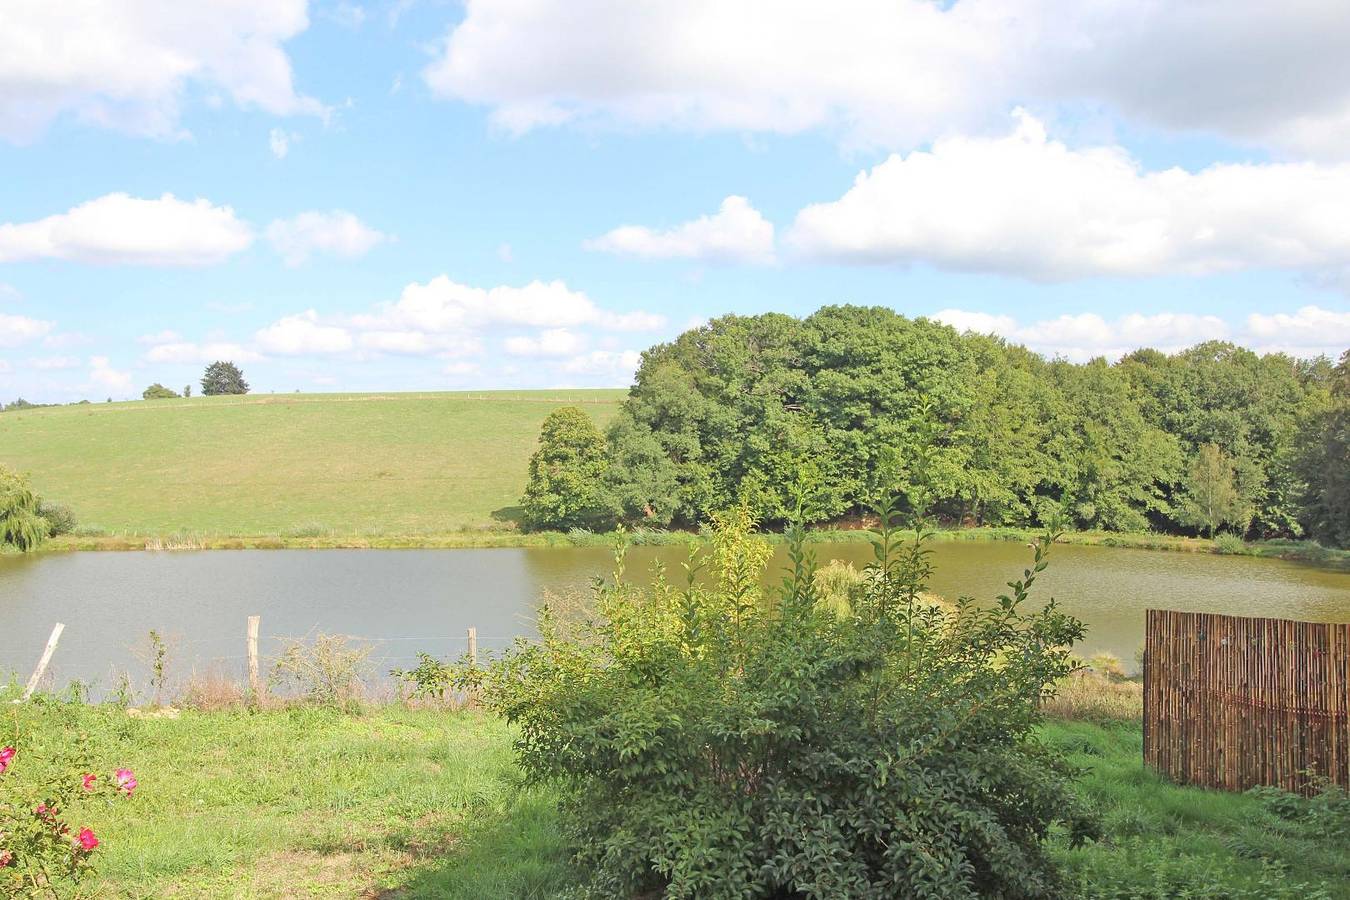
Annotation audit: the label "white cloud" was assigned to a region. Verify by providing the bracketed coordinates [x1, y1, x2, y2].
[0, 193, 253, 266]
[0, 312, 53, 346]
[269, 128, 298, 158]
[325, 2, 366, 29]
[558, 349, 643, 380]
[28, 355, 81, 370]
[354, 276, 665, 334]
[137, 330, 182, 345]
[933, 306, 1349, 361]
[143, 341, 263, 364]
[504, 328, 586, 357]
[585, 196, 775, 264]
[788, 112, 1350, 284]
[1245, 306, 1350, 357]
[88, 356, 132, 394]
[254, 310, 354, 355]
[426, 0, 1350, 158]
[0, 0, 322, 141]
[265, 211, 389, 266]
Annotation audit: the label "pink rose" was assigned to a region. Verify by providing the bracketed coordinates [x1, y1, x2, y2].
[82, 773, 97, 791]
[114, 768, 137, 796]
[74, 828, 98, 852]
[0, 746, 14, 775]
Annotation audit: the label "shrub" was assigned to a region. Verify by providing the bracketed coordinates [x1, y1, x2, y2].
[1213, 532, 1248, 555]
[0, 741, 137, 895]
[0, 466, 47, 552]
[36, 501, 77, 538]
[141, 383, 180, 400]
[472, 503, 1098, 898]
[272, 634, 371, 708]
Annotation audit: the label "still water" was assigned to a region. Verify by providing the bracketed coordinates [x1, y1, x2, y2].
[2, 542, 1348, 691]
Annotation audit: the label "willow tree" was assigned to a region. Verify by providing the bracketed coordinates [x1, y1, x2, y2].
[0, 466, 48, 551]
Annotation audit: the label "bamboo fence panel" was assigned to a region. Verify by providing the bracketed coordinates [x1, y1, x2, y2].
[1143, 609, 1350, 793]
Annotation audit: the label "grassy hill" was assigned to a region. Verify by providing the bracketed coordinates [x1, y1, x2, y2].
[0, 390, 625, 543]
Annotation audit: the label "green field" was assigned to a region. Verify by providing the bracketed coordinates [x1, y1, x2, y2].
[0, 391, 624, 541]
[4, 695, 1345, 899]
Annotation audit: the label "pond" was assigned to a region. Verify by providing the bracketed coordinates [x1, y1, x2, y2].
[2, 541, 1348, 693]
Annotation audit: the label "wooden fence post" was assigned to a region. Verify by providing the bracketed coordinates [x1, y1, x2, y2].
[247, 615, 261, 700]
[467, 627, 478, 667]
[19, 623, 65, 702]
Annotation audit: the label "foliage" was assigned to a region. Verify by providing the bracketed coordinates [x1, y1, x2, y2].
[391, 652, 458, 700]
[0, 735, 137, 896]
[141, 383, 180, 400]
[200, 361, 249, 396]
[0, 465, 48, 552]
[36, 500, 76, 538]
[471, 503, 1096, 898]
[600, 309, 1340, 541]
[271, 634, 372, 708]
[1177, 443, 1249, 537]
[1295, 350, 1350, 548]
[520, 406, 614, 531]
[182, 384, 191, 399]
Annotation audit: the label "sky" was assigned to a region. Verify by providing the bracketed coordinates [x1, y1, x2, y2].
[2, 0, 1349, 401]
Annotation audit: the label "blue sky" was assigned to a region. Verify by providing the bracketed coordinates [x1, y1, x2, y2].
[1, 1, 1348, 401]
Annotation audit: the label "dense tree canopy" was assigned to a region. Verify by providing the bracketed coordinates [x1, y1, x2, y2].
[200, 361, 249, 396]
[582, 306, 1344, 544]
[1295, 351, 1350, 548]
[520, 406, 613, 531]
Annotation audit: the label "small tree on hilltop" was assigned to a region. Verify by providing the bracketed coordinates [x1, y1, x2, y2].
[0, 466, 48, 551]
[142, 383, 180, 400]
[1178, 443, 1249, 537]
[520, 406, 614, 531]
[201, 361, 249, 396]
[183, 384, 192, 398]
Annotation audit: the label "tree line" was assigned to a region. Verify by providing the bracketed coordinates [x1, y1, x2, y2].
[522, 305, 1350, 547]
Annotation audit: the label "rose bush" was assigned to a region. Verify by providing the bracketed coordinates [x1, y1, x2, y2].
[0, 739, 136, 896]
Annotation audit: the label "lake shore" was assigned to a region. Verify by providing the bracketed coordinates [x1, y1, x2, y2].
[33, 524, 1350, 570]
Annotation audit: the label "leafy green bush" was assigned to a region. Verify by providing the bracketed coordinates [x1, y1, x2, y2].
[1213, 532, 1249, 555]
[472, 503, 1098, 898]
[36, 501, 77, 537]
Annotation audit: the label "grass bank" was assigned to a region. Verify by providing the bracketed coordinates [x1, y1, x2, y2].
[4, 685, 1346, 898]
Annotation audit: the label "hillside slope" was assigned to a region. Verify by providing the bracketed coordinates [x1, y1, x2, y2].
[0, 391, 624, 538]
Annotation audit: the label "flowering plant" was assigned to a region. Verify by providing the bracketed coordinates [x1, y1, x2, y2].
[0, 740, 136, 896]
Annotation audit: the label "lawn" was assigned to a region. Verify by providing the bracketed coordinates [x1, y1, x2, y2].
[3, 696, 1345, 898]
[0, 391, 624, 540]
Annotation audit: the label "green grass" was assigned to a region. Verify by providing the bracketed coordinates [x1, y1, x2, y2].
[4, 694, 1345, 898]
[0, 391, 624, 540]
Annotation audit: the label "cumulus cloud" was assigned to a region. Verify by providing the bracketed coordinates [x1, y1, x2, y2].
[503, 328, 587, 357]
[352, 276, 665, 335]
[254, 310, 354, 355]
[788, 112, 1350, 283]
[933, 305, 1348, 361]
[28, 356, 81, 370]
[1245, 306, 1350, 357]
[0, 193, 253, 266]
[265, 211, 389, 266]
[143, 341, 263, 364]
[426, 0, 1350, 158]
[0, 0, 322, 141]
[87, 356, 132, 394]
[0, 312, 53, 346]
[559, 349, 643, 379]
[585, 196, 775, 264]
